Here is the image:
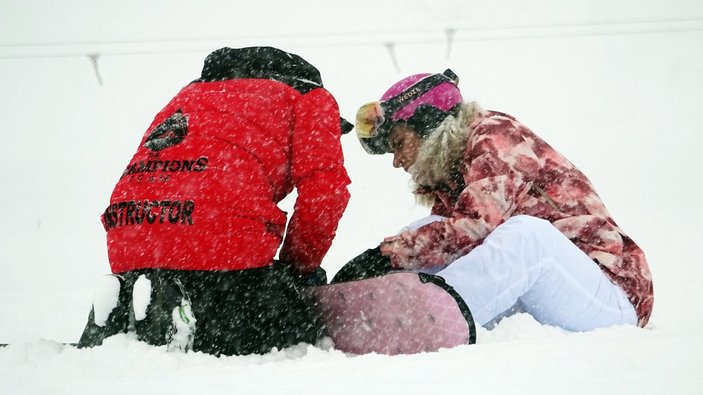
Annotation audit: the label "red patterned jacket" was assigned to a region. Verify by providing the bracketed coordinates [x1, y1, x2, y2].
[103, 74, 350, 274]
[383, 108, 653, 326]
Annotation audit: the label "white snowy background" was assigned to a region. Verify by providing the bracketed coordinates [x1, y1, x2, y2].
[1, 0, 702, 394]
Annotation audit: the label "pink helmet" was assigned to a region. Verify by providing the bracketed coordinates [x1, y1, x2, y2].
[356, 69, 463, 154]
[381, 71, 463, 123]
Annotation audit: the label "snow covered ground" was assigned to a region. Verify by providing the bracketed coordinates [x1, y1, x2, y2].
[1, 0, 702, 393]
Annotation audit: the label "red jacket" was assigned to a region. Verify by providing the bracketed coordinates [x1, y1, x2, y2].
[103, 77, 350, 274]
[382, 107, 653, 326]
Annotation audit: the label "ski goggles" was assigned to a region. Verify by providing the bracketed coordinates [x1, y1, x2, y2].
[355, 69, 459, 154]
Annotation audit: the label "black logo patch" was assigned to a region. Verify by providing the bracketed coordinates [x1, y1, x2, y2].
[144, 109, 188, 152]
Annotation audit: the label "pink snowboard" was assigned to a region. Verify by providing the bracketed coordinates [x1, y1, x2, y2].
[310, 272, 476, 355]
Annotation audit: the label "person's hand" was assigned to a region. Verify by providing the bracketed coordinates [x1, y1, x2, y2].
[379, 237, 398, 257]
[276, 261, 328, 286]
[293, 266, 328, 287]
[380, 235, 418, 269]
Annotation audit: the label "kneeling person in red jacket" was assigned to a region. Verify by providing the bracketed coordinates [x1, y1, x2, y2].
[78, 46, 351, 355]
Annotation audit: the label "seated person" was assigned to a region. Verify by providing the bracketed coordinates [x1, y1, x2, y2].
[78, 46, 351, 355]
[336, 69, 653, 332]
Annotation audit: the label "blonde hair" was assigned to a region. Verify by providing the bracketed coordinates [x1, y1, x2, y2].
[408, 102, 481, 206]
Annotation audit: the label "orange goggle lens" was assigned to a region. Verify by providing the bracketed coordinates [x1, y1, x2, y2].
[355, 101, 386, 139]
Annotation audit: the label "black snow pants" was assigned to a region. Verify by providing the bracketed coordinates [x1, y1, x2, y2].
[78, 265, 323, 356]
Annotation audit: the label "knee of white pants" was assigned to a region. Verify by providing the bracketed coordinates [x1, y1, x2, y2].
[498, 215, 562, 253]
[437, 215, 574, 327]
[436, 217, 553, 326]
[502, 215, 556, 238]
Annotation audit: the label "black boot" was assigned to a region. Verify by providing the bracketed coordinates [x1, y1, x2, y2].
[131, 271, 196, 351]
[77, 274, 130, 348]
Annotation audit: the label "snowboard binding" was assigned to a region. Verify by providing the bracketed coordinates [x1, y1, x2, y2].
[78, 271, 196, 351]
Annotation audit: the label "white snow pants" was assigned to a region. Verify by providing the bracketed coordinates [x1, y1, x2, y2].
[404, 215, 637, 331]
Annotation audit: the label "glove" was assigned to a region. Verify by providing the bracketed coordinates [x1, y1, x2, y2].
[276, 261, 328, 286]
[293, 267, 328, 286]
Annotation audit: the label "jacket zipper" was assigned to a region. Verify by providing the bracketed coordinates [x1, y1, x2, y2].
[532, 185, 560, 212]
